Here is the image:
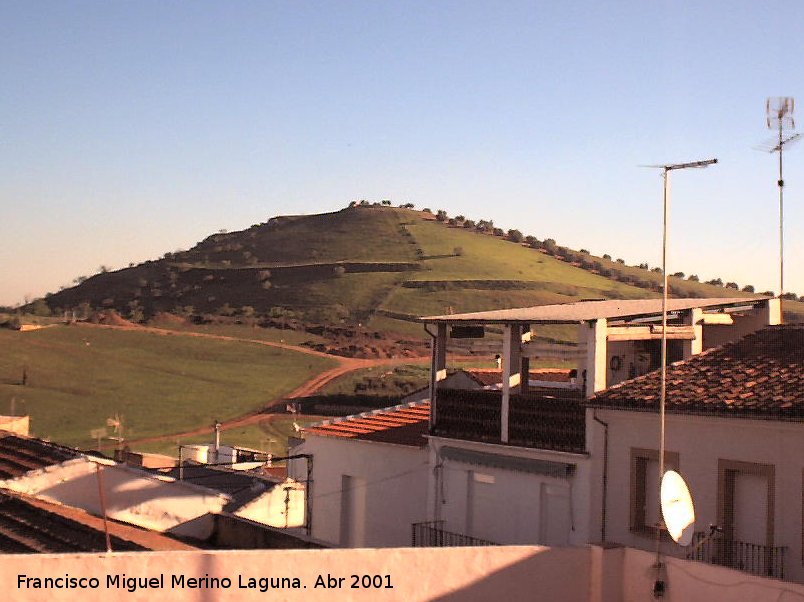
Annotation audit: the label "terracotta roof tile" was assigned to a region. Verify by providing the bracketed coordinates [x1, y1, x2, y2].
[589, 324, 804, 419]
[304, 402, 430, 447]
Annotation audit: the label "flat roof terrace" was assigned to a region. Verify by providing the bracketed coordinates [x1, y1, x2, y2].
[421, 297, 771, 324]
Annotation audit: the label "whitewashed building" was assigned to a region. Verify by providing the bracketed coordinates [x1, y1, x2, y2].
[587, 323, 804, 582]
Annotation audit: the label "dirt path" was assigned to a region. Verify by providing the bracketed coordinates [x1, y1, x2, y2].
[77, 322, 470, 445]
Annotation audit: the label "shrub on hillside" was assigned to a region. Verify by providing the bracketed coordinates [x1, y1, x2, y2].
[507, 229, 524, 243]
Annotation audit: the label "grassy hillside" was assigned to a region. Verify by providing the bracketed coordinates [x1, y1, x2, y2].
[0, 326, 335, 447]
[39, 206, 799, 337]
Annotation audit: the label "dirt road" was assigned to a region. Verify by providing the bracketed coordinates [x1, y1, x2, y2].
[79, 322, 467, 445]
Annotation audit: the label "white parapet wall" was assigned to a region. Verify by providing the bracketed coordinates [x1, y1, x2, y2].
[1, 545, 801, 602]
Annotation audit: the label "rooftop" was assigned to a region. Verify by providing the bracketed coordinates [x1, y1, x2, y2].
[422, 297, 769, 324]
[161, 463, 285, 511]
[304, 401, 430, 447]
[589, 323, 804, 419]
[0, 432, 83, 479]
[0, 491, 196, 553]
[464, 368, 573, 387]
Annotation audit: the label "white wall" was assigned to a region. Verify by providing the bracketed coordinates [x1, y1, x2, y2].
[289, 436, 429, 547]
[586, 409, 804, 583]
[234, 478, 305, 529]
[1, 544, 801, 602]
[428, 437, 592, 547]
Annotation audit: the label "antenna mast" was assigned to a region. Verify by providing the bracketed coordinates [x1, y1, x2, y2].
[765, 97, 800, 308]
[644, 157, 717, 567]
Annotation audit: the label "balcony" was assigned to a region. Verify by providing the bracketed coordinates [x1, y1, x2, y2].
[431, 388, 586, 453]
[687, 532, 787, 580]
[411, 521, 498, 547]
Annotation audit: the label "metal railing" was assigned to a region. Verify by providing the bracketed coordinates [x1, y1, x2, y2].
[432, 388, 586, 452]
[687, 531, 787, 580]
[411, 521, 498, 548]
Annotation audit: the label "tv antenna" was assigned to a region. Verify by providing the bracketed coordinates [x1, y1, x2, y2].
[644, 158, 716, 592]
[762, 97, 800, 305]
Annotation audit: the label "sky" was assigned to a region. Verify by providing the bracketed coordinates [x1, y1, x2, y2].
[2, 1, 803, 306]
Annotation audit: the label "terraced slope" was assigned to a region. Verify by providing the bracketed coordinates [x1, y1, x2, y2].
[40, 206, 796, 337]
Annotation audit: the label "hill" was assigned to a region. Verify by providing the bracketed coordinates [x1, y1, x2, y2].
[38, 205, 800, 338]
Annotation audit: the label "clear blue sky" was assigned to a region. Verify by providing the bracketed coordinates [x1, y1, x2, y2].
[2, 1, 803, 306]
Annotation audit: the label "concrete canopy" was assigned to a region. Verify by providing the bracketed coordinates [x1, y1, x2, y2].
[420, 297, 770, 325]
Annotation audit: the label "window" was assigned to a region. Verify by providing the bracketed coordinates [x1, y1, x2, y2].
[630, 447, 679, 536]
[715, 459, 777, 577]
[717, 460, 774, 548]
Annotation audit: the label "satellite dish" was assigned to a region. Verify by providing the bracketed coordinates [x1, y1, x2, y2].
[660, 470, 695, 546]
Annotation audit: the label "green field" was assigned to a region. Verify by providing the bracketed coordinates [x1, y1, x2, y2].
[0, 326, 335, 447]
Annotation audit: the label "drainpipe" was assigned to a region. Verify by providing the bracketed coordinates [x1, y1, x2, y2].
[424, 324, 438, 430]
[592, 411, 609, 543]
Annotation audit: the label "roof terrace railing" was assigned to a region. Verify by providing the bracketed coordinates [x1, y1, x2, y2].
[431, 388, 586, 453]
[687, 531, 787, 581]
[411, 521, 498, 548]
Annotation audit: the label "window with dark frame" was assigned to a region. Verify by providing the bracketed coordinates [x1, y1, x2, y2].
[629, 447, 680, 536]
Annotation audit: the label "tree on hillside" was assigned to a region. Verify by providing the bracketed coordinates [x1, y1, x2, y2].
[616, 258, 625, 264]
[725, 282, 739, 290]
[492, 227, 504, 237]
[602, 254, 612, 261]
[579, 248, 589, 254]
[741, 284, 755, 293]
[436, 209, 448, 222]
[422, 208, 433, 214]
[476, 220, 494, 233]
[542, 238, 557, 253]
[381, 200, 392, 206]
[780, 292, 799, 301]
[688, 274, 699, 282]
[507, 229, 524, 243]
[705, 278, 723, 286]
[671, 272, 685, 278]
[455, 215, 465, 223]
[524, 235, 537, 246]
[30, 298, 51, 317]
[463, 219, 476, 229]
